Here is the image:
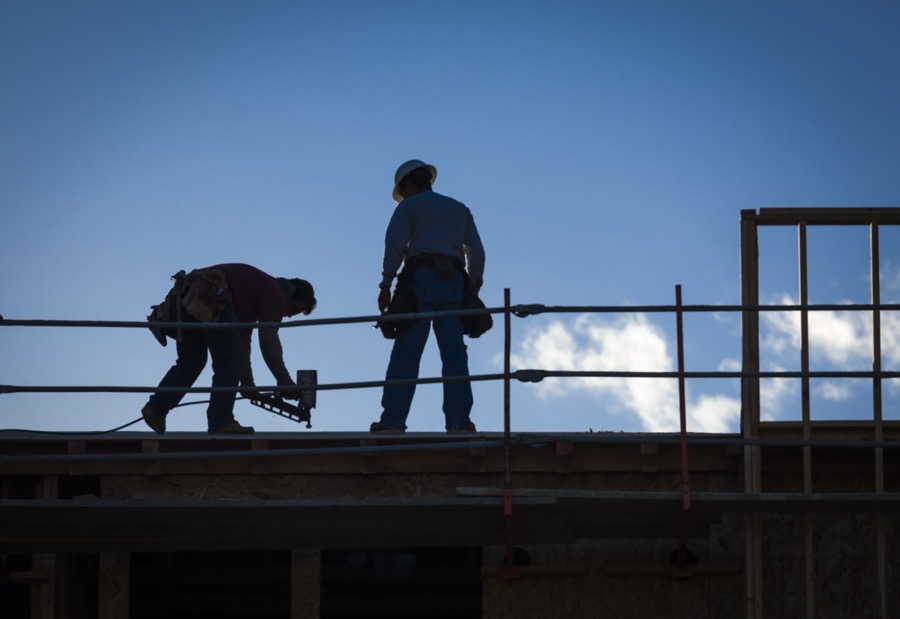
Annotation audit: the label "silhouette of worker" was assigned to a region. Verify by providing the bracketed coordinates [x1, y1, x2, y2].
[372, 159, 485, 434]
[142, 263, 316, 434]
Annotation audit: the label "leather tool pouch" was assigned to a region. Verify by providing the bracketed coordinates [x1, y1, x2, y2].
[147, 295, 173, 346]
[461, 273, 493, 338]
[147, 270, 189, 346]
[378, 269, 417, 339]
[182, 268, 230, 322]
[462, 295, 492, 338]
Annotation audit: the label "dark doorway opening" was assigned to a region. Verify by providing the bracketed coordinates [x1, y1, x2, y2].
[130, 550, 291, 619]
[321, 547, 482, 619]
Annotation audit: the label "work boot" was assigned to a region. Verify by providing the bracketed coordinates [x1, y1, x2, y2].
[208, 420, 255, 435]
[446, 420, 477, 434]
[369, 421, 406, 434]
[141, 405, 166, 435]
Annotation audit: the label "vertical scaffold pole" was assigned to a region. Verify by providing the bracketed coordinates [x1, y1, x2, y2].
[870, 223, 888, 619]
[798, 222, 816, 619]
[675, 285, 692, 574]
[500, 287, 520, 579]
[740, 209, 763, 619]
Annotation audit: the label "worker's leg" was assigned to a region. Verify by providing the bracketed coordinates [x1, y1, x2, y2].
[430, 272, 473, 429]
[434, 317, 472, 428]
[146, 312, 207, 417]
[204, 303, 242, 431]
[379, 316, 431, 430]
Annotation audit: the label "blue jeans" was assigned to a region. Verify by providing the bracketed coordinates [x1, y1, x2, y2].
[379, 268, 473, 430]
[146, 300, 242, 430]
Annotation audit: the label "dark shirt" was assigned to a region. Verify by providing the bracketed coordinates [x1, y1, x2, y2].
[381, 189, 485, 288]
[214, 263, 287, 323]
[210, 263, 292, 386]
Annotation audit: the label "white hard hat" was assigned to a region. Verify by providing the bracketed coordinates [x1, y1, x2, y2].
[392, 159, 437, 202]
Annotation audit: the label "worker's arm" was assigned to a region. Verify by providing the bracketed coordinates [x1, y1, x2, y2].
[258, 326, 299, 399]
[238, 330, 256, 396]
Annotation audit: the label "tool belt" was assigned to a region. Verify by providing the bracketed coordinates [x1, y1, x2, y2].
[146, 268, 230, 346]
[377, 255, 492, 340]
[409, 254, 492, 338]
[181, 268, 230, 322]
[405, 253, 463, 280]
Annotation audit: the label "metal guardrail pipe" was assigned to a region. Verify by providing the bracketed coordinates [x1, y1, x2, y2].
[3, 302, 900, 330]
[4, 369, 900, 396]
[0, 438, 511, 465]
[1, 437, 898, 468]
[1, 434, 898, 464]
[0, 307, 504, 330]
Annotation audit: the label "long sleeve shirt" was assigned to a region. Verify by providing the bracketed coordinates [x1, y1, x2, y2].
[211, 263, 294, 387]
[381, 189, 485, 288]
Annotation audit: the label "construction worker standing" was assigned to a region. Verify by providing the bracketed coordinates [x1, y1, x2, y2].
[372, 159, 486, 434]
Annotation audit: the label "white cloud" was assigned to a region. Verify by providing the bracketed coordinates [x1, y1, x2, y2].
[689, 394, 741, 434]
[762, 310, 795, 356]
[816, 381, 852, 401]
[887, 378, 900, 396]
[883, 265, 900, 296]
[881, 312, 900, 367]
[509, 314, 740, 433]
[759, 364, 796, 421]
[719, 358, 741, 373]
[701, 364, 799, 422]
[810, 312, 872, 364]
[762, 294, 873, 365]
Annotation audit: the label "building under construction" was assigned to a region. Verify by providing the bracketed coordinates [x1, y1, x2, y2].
[1, 208, 898, 618]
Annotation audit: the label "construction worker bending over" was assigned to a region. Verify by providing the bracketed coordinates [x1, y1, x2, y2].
[372, 159, 486, 434]
[142, 263, 316, 435]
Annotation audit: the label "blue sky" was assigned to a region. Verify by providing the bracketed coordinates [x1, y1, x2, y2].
[1, 1, 899, 434]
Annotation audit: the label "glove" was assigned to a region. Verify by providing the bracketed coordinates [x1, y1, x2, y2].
[239, 382, 257, 399]
[278, 382, 301, 401]
[378, 287, 392, 313]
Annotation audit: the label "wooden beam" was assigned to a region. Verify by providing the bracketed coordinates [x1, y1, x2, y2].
[31, 476, 57, 619]
[5, 490, 893, 554]
[0, 497, 566, 553]
[756, 207, 900, 226]
[456, 488, 900, 512]
[291, 549, 319, 619]
[99, 553, 129, 619]
[740, 209, 763, 619]
[0, 432, 743, 476]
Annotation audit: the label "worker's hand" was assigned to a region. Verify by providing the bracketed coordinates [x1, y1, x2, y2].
[239, 382, 257, 399]
[378, 287, 392, 313]
[278, 382, 301, 401]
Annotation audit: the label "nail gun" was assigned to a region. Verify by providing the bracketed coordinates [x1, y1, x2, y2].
[248, 370, 317, 428]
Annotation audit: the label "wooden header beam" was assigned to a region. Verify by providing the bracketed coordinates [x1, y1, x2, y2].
[754, 207, 900, 226]
[1, 491, 897, 554]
